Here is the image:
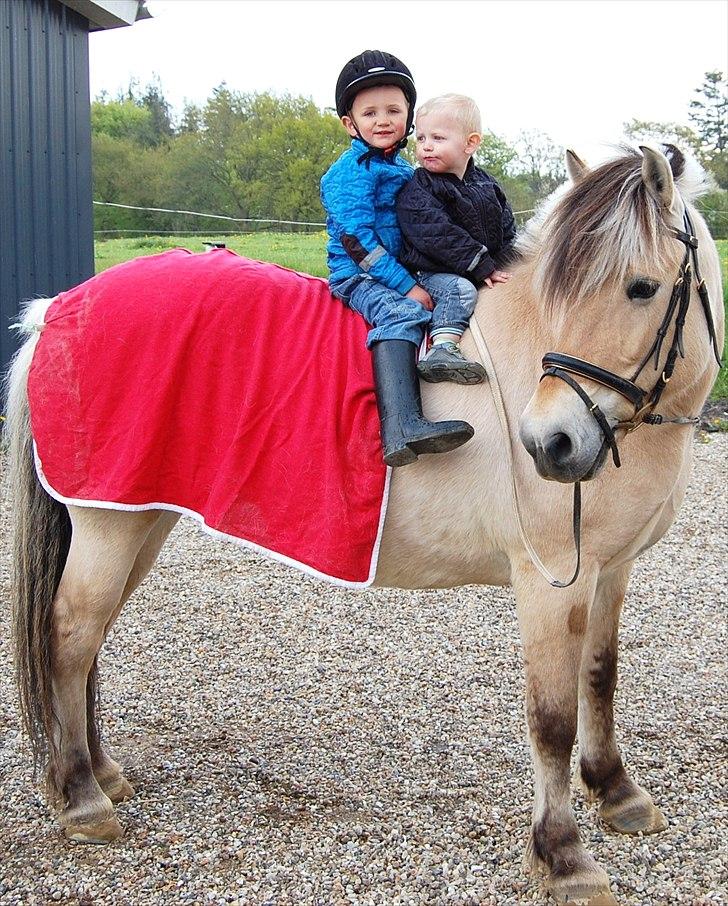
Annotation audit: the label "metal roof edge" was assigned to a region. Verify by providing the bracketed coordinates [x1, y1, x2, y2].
[57, 0, 151, 31]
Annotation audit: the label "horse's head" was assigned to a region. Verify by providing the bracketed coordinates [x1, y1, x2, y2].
[518, 145, 723, 483]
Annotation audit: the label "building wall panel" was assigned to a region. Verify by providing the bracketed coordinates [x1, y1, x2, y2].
[0, 0, 93, 375]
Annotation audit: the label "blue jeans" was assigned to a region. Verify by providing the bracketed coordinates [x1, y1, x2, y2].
[330, 272, 477, 349]
[330, 274, 430, 347]
[417, 272, 478, 340]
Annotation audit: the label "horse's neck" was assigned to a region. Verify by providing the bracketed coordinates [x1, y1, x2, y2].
[468, 259, 548, 417]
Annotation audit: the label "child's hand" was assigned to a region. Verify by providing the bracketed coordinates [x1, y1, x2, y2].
[483, 270, 512, 289]
[406, 285, 435, 311]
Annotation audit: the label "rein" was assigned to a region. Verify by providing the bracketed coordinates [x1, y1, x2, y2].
[469, 317, 584, 588]
[470, 209, 721, 589]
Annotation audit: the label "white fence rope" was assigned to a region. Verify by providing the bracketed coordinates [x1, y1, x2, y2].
[93, 199, 727, 238]
[94, 229, 270, 235]
[93, 201, 327, 227]
[92, 199, 539, 234]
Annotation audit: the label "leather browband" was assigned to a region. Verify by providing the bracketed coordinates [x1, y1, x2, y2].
[541, 352, 647, 408]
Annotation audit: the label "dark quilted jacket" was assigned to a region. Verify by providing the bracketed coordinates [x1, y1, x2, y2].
[396, 160, 517, 287]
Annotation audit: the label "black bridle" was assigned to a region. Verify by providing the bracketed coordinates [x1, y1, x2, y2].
[533, 210, 722, 588]
[541, 210, 722, 470]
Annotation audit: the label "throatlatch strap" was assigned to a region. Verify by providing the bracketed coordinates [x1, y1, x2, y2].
[683, 210, 722, 367]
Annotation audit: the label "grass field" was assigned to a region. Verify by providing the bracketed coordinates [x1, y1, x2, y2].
[95, 234, 728, 400]
[711, 239, 728, 399]
[95, 232, 329, 277]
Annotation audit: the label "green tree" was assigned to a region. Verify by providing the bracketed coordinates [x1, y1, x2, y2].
[510, 130, 566, 198]
[689, 71, 728, 191]
[179, 101, 202, 134]
[156, 132, 246, 231]
[91, 133, 162, 232]
[475, 132, 517, 182]
[200, 90, 348, 222]
[139, 76, 174, 146]
[623, 119, 703, 157]
[689, 71, 727, 155]
[91, 99, 156, 147]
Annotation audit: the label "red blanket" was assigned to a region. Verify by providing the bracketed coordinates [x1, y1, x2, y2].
[28, 249, 389, 586]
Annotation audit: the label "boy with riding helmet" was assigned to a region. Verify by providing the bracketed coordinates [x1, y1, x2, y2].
[321, 50, 476, 468]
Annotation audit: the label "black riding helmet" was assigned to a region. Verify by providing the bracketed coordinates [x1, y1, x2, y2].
[335, 50, 417, 149]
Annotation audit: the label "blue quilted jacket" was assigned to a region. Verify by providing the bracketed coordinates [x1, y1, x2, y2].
[320, 138, 415, 294]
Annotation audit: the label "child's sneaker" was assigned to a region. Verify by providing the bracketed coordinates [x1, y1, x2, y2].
[417, 342, 487, 385]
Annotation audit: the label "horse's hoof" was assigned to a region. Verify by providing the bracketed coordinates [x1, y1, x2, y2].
[546, 870, 618, 905]
[100, 776, 135, 803]
[525, 836, 618, 904]
[64, 816, 124, 844]
[601, 804, 667, 835]
[551, 894, 618, 906]
[600, 789, 668, 835]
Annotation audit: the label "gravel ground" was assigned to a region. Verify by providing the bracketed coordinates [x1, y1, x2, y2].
[0, 435, 726, 906]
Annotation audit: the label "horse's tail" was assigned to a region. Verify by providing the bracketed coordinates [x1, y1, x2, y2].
[3, 299, 72, 774]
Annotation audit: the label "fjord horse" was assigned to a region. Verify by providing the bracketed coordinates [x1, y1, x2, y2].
[5, 145, 723, 904]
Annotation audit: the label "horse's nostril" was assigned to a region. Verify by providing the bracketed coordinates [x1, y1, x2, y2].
[545, 432, 573, 465]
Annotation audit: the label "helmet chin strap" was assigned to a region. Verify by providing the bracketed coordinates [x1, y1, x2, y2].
[348, 113, 413, 167]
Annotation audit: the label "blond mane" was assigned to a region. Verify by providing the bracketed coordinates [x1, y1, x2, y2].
[518, 146, 712, 311]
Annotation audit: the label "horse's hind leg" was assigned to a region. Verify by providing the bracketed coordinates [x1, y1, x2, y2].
[86, 666, 134, 805]
[576, 563, 667, 835]
[86, 512, 180, 804]
[50, 507, 162, 842]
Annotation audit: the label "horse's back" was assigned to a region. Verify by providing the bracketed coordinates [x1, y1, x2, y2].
[26, 249, 388, 586]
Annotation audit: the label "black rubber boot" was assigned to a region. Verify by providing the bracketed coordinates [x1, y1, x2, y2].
[372, 340, 475, 467]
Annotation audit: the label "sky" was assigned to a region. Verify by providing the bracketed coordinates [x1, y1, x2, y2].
[89, 0, 728, 163]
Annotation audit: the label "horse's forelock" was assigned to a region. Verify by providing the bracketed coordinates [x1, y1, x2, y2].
[533, 151, 676, 312]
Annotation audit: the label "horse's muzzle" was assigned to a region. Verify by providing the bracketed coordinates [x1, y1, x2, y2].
[519, 422, 609, 483]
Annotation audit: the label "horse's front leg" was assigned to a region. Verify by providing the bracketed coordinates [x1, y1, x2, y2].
[577, 562, 667, 835]
[513, 565, 616, 905]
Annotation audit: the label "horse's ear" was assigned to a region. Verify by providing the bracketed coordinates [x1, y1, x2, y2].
[565, 149, 588, 184]
[662, 143, 686, 180]
[639, 145, 675, 211]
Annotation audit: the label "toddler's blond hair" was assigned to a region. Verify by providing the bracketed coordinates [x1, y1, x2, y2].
[416, 94, 482, 135]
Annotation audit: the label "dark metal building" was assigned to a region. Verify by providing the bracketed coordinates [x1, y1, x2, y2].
[0, 0, 148, 376]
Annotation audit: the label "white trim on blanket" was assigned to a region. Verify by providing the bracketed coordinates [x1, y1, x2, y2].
[33, 443, 391, 590]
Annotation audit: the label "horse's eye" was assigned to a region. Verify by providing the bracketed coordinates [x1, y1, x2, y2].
[627, 277, 660, 301]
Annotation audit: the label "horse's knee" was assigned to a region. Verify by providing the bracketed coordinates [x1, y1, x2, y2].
[525, 677, 577, 764]
[529, 698, 576, 760]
